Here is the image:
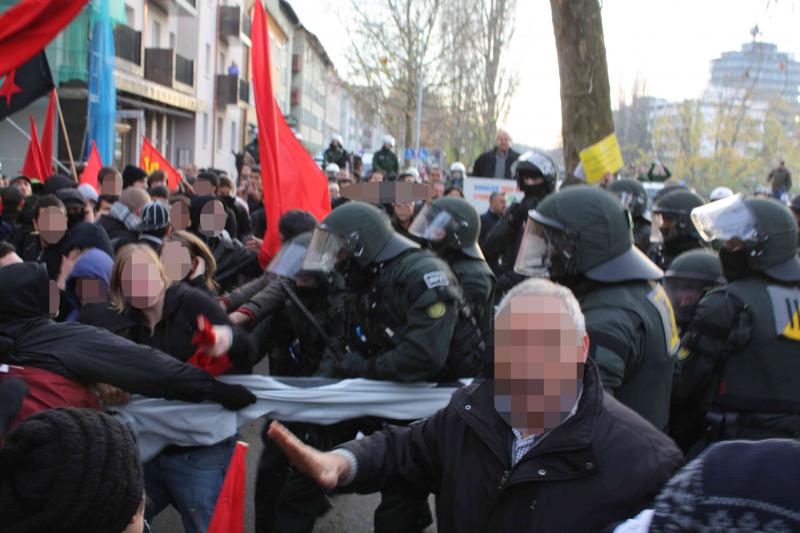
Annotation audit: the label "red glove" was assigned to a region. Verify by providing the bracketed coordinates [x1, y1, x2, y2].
[188, 315, 233, 376]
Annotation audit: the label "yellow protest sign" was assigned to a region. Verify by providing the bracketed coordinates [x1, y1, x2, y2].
[578, 132, 624, 184]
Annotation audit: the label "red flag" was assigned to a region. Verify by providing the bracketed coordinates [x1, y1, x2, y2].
[208, 441, 248, 533]
[0, 0, 89, 75]
[21, 114, 47, 181]
[40, 89, 55, 176]
[251, 0, 330, 268]
[140, 136, 180, 191]
[79, 141, 102, 193]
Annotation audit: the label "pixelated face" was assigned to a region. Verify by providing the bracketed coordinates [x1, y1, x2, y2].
[121, 249, 166, 309]
[48, 279, 59, 318]
[101, 173, 122, 196]
[493, 294, 588, 435]
[169, 201, 190, 231]
[194, 178, 215, 196]
[74, 278, 107, 305]
[36, 206, 67, 245]
[199, 200, 226, 237]
[160, 240, 192, 282]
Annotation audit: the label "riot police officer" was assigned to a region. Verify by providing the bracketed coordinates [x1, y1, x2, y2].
[678, 195, 800, 449]
[515, 186, 678, 430]
[663, 249, 725, 334]
[409, 196, 495, 361]
[649, 189, 706, 270]
[607, 178, 652, 253]
[482, 149, 558, 296]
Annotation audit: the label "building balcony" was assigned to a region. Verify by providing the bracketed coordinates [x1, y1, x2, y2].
[145, 48, 195, 91]
[239, 79, 250, 104]
[114, 24, 142, 66]
[175, 54, 194, 87]
[217, 75, 250, 107]
[219, 6, 241, 40]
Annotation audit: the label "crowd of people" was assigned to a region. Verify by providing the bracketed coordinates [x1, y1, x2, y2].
[1, 128, 800, 533]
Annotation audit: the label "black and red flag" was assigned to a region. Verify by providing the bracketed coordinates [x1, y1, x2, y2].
[0, 52, 54, 123]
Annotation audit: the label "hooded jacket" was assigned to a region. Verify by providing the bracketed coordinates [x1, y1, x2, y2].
[340, 360, 684, 533]
[21, 230, 68, 281]
[0, 263, 233, 404]
[63, 249, 113, 322]
[189, 195, 260, 293]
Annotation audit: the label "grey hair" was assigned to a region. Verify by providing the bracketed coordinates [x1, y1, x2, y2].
[495, 278, 586, 339]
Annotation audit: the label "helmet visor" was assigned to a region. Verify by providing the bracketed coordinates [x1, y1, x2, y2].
[408, 204, 452, 242]
[303, 228, 350, 272]
[514, 218, 551, 277]
[267, 241, 309, 278]
[690, 194, 757, 244]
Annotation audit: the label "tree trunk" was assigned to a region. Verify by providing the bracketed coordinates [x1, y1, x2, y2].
[550, 0, 614, 179]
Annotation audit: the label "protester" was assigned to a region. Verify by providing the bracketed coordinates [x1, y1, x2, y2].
[471, 129, 520, 179]
[122, 165, 148, 190]
[268, 278, 683, 533]
[479, 191, 506, 246]
[616, 439, 800, 532]
[56, 187, 92, 229]
[78, 182, 99, 213]
[372, 135, 399, 179]
[99, 166, 123, 196]
[0, 408, 146, 533]
[767, 160, 792, 200]
[443, 186, 464, 198]
[76, 244, 255, 532]
[0, 241, 22, 267]
[188, 194, 260, 292]
[161, 230, 219, 294]
[138, 200, 171, 253]
[62, 248, 113, 322]
[96, 194, 116, 218]
[96, 187, 151, 252]
[21, 194, 69, 280]
[10, 175, 32, 197]
[147, 169, 167, 190]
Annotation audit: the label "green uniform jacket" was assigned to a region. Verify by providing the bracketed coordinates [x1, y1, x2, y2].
[372, 147, 399, 178]
[447, 253, 496, 342]
[677, 276, 800, 442]
[318, 249, 460, 382]
[579, 280, 679, 430]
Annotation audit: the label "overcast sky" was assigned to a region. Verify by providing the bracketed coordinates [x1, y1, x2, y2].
[287, 0, 800, 149]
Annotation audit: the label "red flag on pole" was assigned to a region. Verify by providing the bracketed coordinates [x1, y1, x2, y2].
[79, 141, 102, 193]
[207, 441, 248, 533]
[40, 89, 55, 176]
[251, 0, 330, 268]
[0, 0, 89, 75]
[21, 114, 47, 181]
[140, 136, 180, 191]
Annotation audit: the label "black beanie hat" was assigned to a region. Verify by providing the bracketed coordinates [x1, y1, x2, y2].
[43, 174, 78, 195]
[122, 165, 147, 189]
[0, 262, 50, 323]
[0, 408, 144, 533]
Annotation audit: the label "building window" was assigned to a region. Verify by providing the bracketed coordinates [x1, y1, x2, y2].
[220, 52, 226, 75]
[205, 44, 211, 79]
[150, 20, 161, 48]
[217, 116, 224, 150]
[202, 113, 209, 147]
[230, 121, 238, 152]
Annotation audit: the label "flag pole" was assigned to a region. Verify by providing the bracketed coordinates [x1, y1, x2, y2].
[6, 116, 72, 175]
[53, 90, 78, 182]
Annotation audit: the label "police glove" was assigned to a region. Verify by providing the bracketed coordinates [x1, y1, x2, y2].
[334, 351, 374, 378]
[507, 201, 531, 228]
[212, 382, 257, 411]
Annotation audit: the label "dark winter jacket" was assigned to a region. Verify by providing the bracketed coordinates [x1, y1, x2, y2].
[96, 212, 138, 252]
[472, 147, 520, 179]
[21, 231, 68, 281]
[77, 282, 256, 373]
[0, 262, 233, 404]
[340, 360, 683, 533]
[189, 195, 261, 293]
